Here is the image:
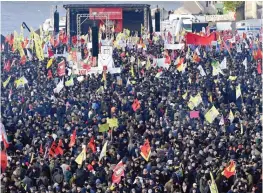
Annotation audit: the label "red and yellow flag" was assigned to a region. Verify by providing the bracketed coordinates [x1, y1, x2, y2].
[222, 160, 236, 178]
[140, 139, 151, 161]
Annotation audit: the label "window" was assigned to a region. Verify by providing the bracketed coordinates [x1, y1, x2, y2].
[206, 1, 209, 7]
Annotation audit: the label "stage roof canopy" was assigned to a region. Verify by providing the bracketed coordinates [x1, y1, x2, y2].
[63, 4, 150, 9]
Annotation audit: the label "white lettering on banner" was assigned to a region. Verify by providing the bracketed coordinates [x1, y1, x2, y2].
[164, 44, 184, 50]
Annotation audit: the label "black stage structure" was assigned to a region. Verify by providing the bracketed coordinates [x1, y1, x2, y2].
[63, 4, 152, 38]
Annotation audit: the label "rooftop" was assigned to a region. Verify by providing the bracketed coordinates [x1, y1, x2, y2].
[63, 4, 150, 9]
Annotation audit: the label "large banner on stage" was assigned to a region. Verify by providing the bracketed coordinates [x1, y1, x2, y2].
[89, 8, 123, 20]
[89, 8, 123, 32]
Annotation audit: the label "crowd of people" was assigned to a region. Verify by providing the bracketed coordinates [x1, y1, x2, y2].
[0, 27, 262, 193]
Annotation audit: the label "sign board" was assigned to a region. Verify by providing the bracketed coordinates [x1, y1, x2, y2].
[205, 12, 236, 22]
[101, 46, 113, 55]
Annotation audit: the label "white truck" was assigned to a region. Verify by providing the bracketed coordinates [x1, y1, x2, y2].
[236, 19, 262, 35]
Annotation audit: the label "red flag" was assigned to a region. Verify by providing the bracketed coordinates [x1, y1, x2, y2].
[88, 137, 96, 153]
[20, 55, 26, 65]
[5, 35, 10, 43]
[62, 35, 68, 44]
[49, 141, 57, 158]
[242, 32, 247, 39]
[222, 160, 236, 179]
[59, 31, 64, 42]
[9, 34, 14, 46]
[257, 62, 262, 75]
[256, 49, 262, 60]
[4, 60, 11, 72]
[48, 48, 54, 58]
[69, 129, 77, 148]
[57, 59, 66, 76]
[72, 36, 77, 45]
[177, 57, 185, 68]
[47, 69, 53, 79]
[140, 139, 151, 161]
[185, 32, 217, 45]
[193, 53, 201, 63]
[39, 144, 43, 154]
[55, 139, 64, 155]
[112, 161, 125, 184]
[2, 134, 9, 149]
[132, 99, 141, 112]
[1, 151, 8, 172]
[165, 55, 171, 64]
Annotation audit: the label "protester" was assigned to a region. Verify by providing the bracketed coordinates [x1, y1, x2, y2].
[0, 27, 262, 193]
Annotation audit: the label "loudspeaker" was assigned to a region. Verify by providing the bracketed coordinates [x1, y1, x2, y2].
[92, 25, 99, 57]
[54, 10, 59, 34]
[155, 11, 160, 32]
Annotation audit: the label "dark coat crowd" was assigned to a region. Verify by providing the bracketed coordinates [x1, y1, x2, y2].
[0, 31, 262, 193]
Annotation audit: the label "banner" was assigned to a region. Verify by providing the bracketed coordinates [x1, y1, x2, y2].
[57, 60, 66, 76]
[185, 32, 217, 45]
[164, 44, 184, 50]
[89, 8, 123, 20]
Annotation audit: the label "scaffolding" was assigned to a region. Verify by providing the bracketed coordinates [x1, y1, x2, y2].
[76, 13, 110, 50]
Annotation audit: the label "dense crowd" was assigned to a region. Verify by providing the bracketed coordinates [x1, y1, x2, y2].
[0, 29, 262, 193]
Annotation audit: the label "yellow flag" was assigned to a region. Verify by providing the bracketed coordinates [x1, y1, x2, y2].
[228, 76, 237, 81]
[99, 140, 108, 162]
[96, 86, 104, 94]
[191, 93, 202, 107]
[3, 76, 11, 88]
[240, 121, 243, 134]
[177, 63, 187, 72]
[20, 26, 24, 42]
[15, 76, 28, 88]
[99, 123, 110, 132]
[47, 58, 53, 69]
[13, 31, 19, 51]
[30, 153, 34, 163]
[209, 94, 213, 103]
[188, 96, 195, 110]
[33, 32, 44, 61]
[39, 25, 43, 42]
[75, 148, 86, 165]
[65, 77, 74, 87]
[228, 110, 234, 123]
[182, 92, 188, 100]
[188, 93, 202, 109]
[236, 84, 241, 99]
[130, 65, 135, 78]
[205, 106, 220, 123]
[209, 172, 219, 193]
[146, 57, 151, 70]
[107, 118, 119, 128]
